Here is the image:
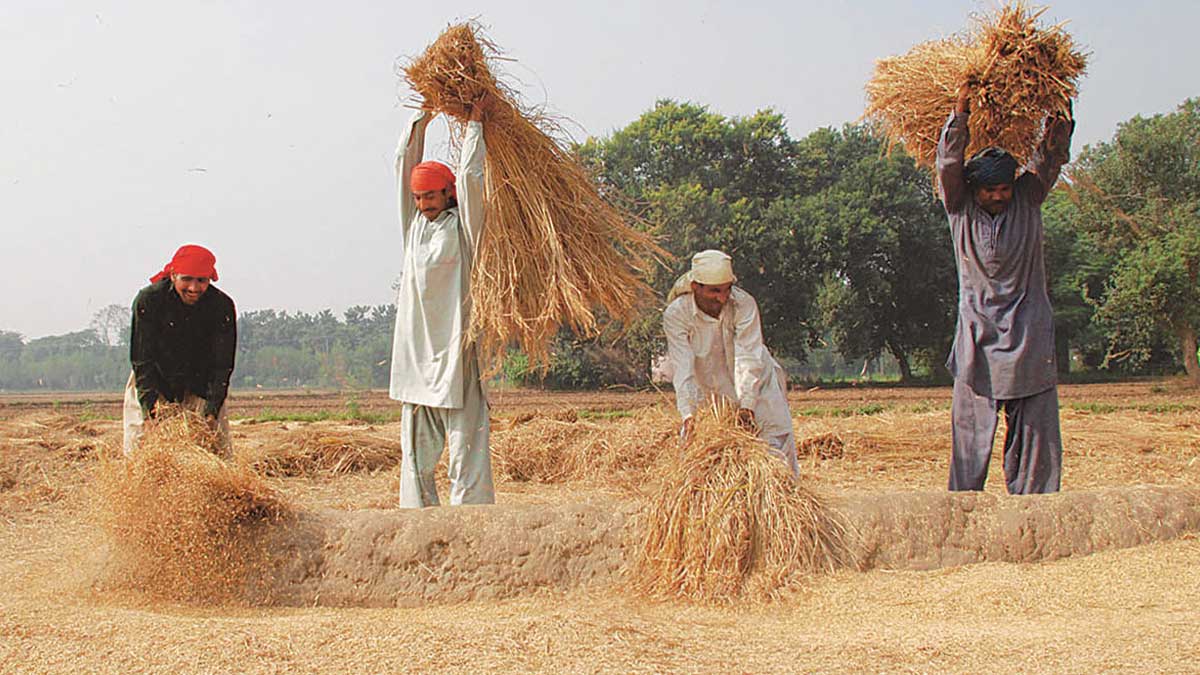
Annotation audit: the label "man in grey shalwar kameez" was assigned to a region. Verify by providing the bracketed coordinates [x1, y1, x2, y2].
[936, 86, 1075, 494]
[390, 99, 494, 508]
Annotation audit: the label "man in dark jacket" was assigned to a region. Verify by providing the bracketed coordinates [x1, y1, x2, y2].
[122, 244, 237, 456]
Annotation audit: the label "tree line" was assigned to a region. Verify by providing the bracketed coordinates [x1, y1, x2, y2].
[2, 97, 1196, 391]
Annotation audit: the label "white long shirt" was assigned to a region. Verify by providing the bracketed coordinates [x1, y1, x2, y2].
[389, 111, 486, 408]
[663, 287, 779, 419]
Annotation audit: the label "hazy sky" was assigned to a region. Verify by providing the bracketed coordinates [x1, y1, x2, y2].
[3, 0, 1197, 340]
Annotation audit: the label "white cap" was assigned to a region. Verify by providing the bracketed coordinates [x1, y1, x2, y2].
[690, 249, 736, 285]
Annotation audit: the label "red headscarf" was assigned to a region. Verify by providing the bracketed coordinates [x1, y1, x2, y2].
[410, 161, 456, 197]
[150, 244, 219, 283]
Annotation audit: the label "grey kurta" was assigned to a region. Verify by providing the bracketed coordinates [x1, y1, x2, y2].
[937, 110, 1071, 400]
[937, 110, 1072, 494]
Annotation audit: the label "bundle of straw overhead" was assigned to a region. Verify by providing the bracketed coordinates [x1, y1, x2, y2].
[864, 2, 1087, 177]
[631, 406, 847, 602]
[91, 407, 288, 602]
[249, 428, 402, 477]
[404, 23, 665, 370]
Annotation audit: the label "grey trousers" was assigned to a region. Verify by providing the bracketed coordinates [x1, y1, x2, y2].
[949, 378, 1062, 494]
[398, 363, 494, 508]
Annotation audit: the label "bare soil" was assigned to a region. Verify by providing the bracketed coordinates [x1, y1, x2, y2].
[1, 380, 1199, 673]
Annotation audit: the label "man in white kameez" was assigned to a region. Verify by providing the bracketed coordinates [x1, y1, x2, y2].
[663, 250, 799, 475]
[390, 98, 494, 508]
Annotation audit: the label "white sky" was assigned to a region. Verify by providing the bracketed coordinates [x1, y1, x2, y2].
[3, 0, 1197, 339]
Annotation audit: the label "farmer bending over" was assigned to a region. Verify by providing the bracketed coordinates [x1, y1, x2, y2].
[663, 250, 798, 475]
[937, 83, 1074, 494]
[389, 95, 494, 508]
[123, 244, 236, 457]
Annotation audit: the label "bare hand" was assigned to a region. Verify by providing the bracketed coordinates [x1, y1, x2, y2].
[205, 414, 219, 432]
[735, 407, 757, 431]
[679, 416, 695, 446]
[469, 93, 490, 122]
[955, 83, 972, 115]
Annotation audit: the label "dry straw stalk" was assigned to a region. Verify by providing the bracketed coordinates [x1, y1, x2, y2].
[864, 2, 1087, 180]
[91, 405, 288, 603]
[631, 404, 848, 603]
[404, 22, 666, 371]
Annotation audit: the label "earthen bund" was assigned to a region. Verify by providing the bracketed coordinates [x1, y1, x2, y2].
[249, 486, 1200, 607]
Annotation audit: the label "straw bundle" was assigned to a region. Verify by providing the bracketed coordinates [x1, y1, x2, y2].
[864, 2, 1087, 176]
[403, 23, 665, 370]
[249, 428, 402, 477]
[91, 406, 288, 602]
[631, 406, 847, 602]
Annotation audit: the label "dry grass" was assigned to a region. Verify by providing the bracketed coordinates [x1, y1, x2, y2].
[491, 407, 675, 494]
[864, 2, 1087, 178]
[631, 405, 847, 602]
[404, 22, 666, 371]
[245, 427, 402, 477]
[90, 407, 289, 603]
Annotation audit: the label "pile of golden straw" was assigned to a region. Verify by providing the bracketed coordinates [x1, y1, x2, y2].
[404, 23, 665, 370]
[631, 405, 848, 602]
[91, 407, 288, 602]
[249, 428, 402, 477]
[864, 2, 1087, 176]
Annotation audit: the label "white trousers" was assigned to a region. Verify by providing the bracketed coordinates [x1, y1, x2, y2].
[750, 364, 799, 476]
[398, 363, 494, 508]
[121, 371, 231, 457]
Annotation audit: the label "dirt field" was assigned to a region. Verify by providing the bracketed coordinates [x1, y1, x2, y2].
[2, 381, 1199, 673]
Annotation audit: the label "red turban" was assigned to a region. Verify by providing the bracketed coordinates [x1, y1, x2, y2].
[150, 244, 219, 283]
[410, 161, 456, 196]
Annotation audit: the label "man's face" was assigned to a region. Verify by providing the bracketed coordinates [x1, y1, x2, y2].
[415, 189, 451, 221]
[172, 274, 211, 305]
[974, 183, 1014, 216]
[692, 281, 733, 318]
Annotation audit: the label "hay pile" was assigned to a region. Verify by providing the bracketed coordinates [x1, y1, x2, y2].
[864, 2, 1087, 176]
[91, 407, 288, 602]
[404, 23, 665, 370]
[632, 406, 847, 602]
[491, 407, 675, 492]
[248, 427, 402, 477]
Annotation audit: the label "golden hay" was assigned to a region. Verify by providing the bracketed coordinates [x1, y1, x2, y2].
[91, 408, 288, 603]
[631, 406, 847, 603]
[248, 427, 402, 477]
[404, 22, 667, 371]
[864, 2, 1087, 177]
[491, 407, 675, 491]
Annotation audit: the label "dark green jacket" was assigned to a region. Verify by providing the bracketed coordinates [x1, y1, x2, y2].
[130, 279, 236, 417]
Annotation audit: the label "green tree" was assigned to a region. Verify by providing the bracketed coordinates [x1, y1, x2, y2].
[577, 100, 823, 364]
[1067, 98, 1200, 383]
[792, 125, 956, 381]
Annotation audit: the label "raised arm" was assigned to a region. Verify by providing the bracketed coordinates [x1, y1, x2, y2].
[395, 109, 431, 239]
[457, 99, 488, 262]
[203, 295, 237, 419]
[663, 301, 700, 421]
[936, 87, 972, 213]
[1027, 107, 1075, 204]
[732, 290, 767, 411]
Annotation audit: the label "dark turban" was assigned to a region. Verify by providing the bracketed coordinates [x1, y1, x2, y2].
[964, 147, 1018, 187]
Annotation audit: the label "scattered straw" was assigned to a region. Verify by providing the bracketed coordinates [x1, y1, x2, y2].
[91, 407, 288, 603]
[248, 428, 402, 477]
[404, 22, 667, 371]
[491, 407, 675, 493]
[864, 2, 1087, 179]
[631, 405, 847, 602]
